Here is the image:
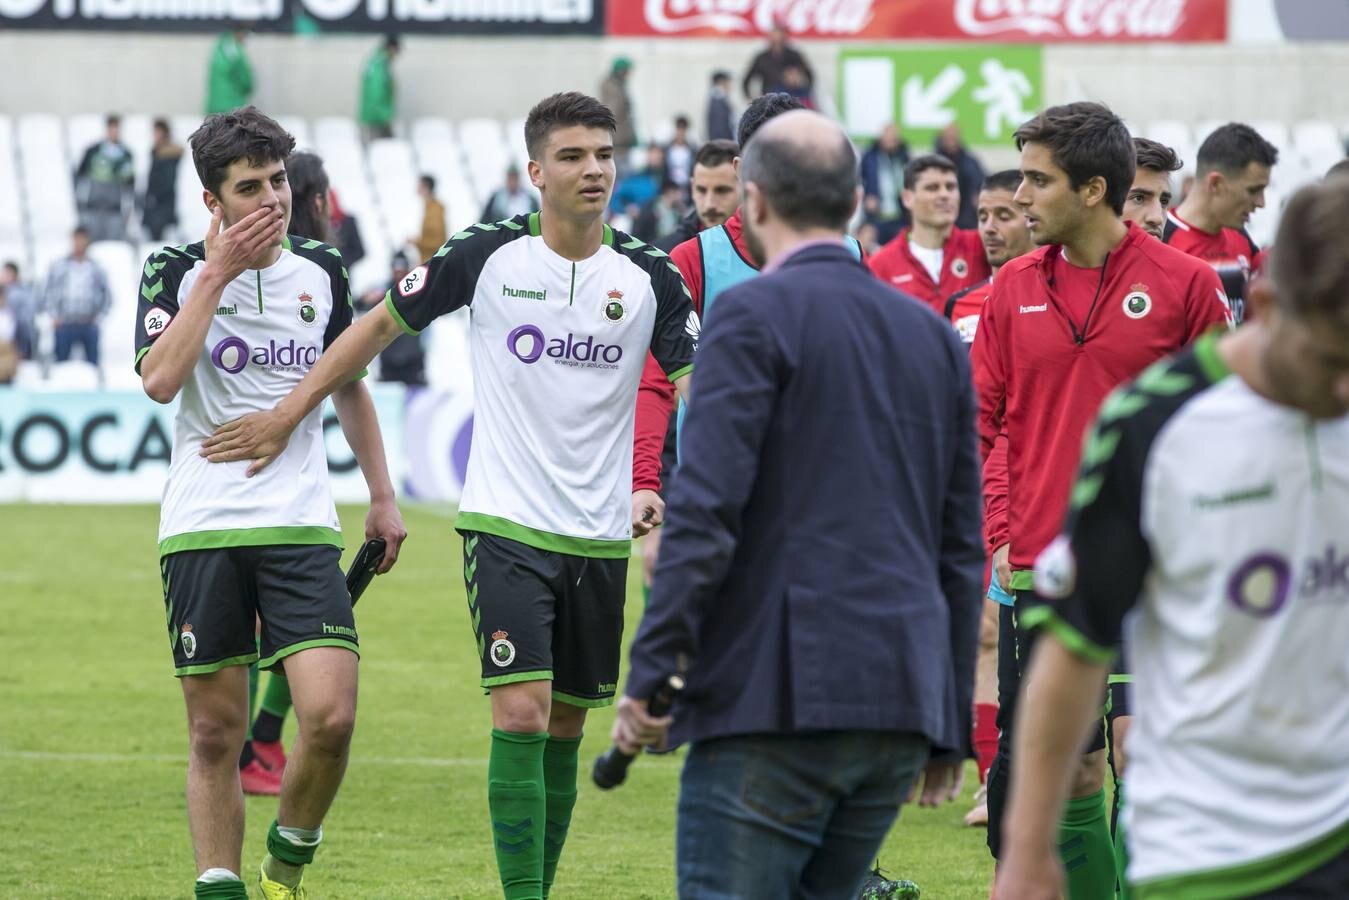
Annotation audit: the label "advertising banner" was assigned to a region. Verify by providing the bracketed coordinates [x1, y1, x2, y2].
[0, 0, 600, 34]
[840, 45, 1042, 146]
[607, 0, 1227, 42]
[0, 387, 405, 503]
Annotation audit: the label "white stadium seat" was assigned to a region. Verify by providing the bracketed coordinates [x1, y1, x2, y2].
[1292, 120, 1345, 176]
[18, 114, 77, 241]
[411, 117, 454, 147]
[276, 115, 312, 152]
[1144, 120, 1196, 171]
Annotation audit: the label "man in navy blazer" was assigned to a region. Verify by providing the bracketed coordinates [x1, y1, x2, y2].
[615, 110, 985, 899]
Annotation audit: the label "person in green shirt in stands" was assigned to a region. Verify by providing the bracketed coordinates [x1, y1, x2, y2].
[359, 35, 401, 142]
[206, 26, 254, 115]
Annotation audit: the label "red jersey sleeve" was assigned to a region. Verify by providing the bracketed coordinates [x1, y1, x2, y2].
[971, 267, 1011, 550]
[632, 235, 705, 493]
[1183, 262, 1233, 340]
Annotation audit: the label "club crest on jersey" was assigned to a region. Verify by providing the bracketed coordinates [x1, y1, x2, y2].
[144, 307, 171, 337]
[180, 624, 197, 659]
[603, 289, 626, 324]
[297, 292, 317, 327]
[489, 630, 516, 667]
[950, 257, 969, 279]
[398, 265, 428, 298]
[1122, 284, 1152, 319]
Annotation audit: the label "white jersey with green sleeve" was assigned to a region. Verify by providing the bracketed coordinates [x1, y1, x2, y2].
[134, 237, 358, 556]
[385, 212, 697, 558]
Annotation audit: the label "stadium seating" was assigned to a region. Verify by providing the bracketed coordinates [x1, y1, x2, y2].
[3, 112, 1345, 387]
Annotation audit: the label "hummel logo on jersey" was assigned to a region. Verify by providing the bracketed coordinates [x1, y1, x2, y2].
[1194, 482, 1275, 509]
[215, 304, 237, 316]
[503, 284, 547, 301]
[1020, 303, 1048, 314]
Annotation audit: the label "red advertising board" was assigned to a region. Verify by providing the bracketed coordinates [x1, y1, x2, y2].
[607, 0, 1228, 42]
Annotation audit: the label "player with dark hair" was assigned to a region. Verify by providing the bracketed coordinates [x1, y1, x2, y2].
[137, 106, 406, 900]
[998, 175, 1349, 900]
[1124, 137, 1183, 240]
[867, 154, 991, 312]
[196, 92, 697, 900]
[1165, 123, 1279, 322]
[973, 101, 1231, 898]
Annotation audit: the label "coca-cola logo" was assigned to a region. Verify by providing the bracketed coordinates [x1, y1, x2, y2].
[953, 0, 1190, 39]
[640, 0, 875, 35]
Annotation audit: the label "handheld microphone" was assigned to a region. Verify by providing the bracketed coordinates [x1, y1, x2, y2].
[592, 673, 685, 790]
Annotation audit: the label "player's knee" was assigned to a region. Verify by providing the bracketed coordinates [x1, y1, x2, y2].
[302, 704, 356, 755]
[1070, 749, 1108, 797]
[548, 700, 587, 738]
[491, 682, 551, 733]
[187, 713, 245, 764]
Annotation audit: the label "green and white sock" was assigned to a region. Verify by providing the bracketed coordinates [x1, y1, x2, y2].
[489, 729, 548, 900]
[264, 820, 322, 888]
[1059, 789, 1118, 900]
[542, 734, 582, 898]
[195, 869, 247, 899]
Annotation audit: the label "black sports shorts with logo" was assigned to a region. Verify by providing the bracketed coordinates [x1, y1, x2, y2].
[160, 544, 358, 676]
[459, 530, 626, 708]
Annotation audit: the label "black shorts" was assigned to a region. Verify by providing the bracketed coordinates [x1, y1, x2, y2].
[460, 529, 626, 708]
[161, 544, 357, 677]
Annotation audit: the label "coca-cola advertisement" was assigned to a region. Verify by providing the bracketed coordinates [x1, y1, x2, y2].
[607, 0, 1228, 42]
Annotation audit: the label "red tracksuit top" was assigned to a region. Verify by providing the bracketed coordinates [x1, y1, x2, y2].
[971, 222, 1231, 573]
[868, 227, 990, 313]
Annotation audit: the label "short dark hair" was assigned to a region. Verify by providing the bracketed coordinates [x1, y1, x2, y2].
[1270, 178, 1349, 326]
[524, 92, 617, 160]
[3, 261, 19, 277]
[1195, 123, 1279, 176]
[152, 117, 170, 135]
[384, 33, 401, 50]
[1133, 137, 1182, 174]
[286, 151, 331, 244]
[419, 173, 436, 193]
[981, 169, 1023, 193]
[903, 154, 956, 190]
[693, 139, 737, 170]
[105, 114, 121, 128]
[1014, 102, 1134, 215]
[741, 127, 857, 231]
[73, 225, 90, 239]
[711, 70, 731, 84]
[737, 92, 804, 150]
[190, 106, 296, 196]
[674, 115, 690, 130]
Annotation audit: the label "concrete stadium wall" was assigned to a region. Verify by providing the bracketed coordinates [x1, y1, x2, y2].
[2, 33, 1347, 137]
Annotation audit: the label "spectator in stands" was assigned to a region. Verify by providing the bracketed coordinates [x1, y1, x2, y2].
[633, 178, 685, 244]
[0, 281, 17, 383]
[781, 64, 815, 108]
[664, 115, 697, 196]
[328, 189, 365, 269]
[358, 251, 425, 386]
[936, 123, 986, 229]
[862, 122, 912, 245]
[612, 144, 665, 220]
[1, 261, 37, 360]
[656, 138, 738, 252]
[40, 226, 111, 366]
[205, 25, 253, 114]
[706, 70, 736, 142]
[742, 23, 813, 99]
[141, 118, 182, 242]
[74, 114, 134, 242]
[413, 174, 447, 263]
[480, 165, 539, 223]
[600, 57, 638, 169]
[359, 34, 401, 142]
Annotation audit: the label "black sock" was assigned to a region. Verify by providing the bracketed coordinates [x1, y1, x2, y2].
[253, 710, 284, 744]
[239, 740, 256, 770]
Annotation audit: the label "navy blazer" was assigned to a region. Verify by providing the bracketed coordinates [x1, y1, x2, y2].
[626, 242, 984, 755]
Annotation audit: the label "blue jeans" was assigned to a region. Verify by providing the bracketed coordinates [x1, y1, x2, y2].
[54, 322, 100, 366]
[676, 730, 929, 900]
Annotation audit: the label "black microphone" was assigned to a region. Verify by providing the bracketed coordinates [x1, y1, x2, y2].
[592, 674, 685, 790]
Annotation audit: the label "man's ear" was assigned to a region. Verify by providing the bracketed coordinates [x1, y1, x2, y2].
[528, 159, 544, 191]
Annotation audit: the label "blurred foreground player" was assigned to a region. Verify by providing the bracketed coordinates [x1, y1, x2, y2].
[974, 102, 1230, 899]
[998, 176, 1349, 900]
[617, 109, 982, 900]
[136, 108, 405, 899]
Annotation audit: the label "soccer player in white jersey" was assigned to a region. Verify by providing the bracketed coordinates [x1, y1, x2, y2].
[200, 92, 698, 900]
[997, 177, 1349, 899]
[135, 107, 407, 900]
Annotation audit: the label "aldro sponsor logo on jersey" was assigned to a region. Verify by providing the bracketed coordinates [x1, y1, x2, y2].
[506, 324, 624, 371]
[1228, 545, 1349, 618]
[211, 336, 321, 375]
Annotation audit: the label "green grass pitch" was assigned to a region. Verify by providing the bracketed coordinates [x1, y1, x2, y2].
[0, 504, 995, 898]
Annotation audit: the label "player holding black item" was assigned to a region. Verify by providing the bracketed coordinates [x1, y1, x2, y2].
[136, 108, 406, 900]
[999, 176, 1349, 900]
[973, 102, 1230, 899]
[199, 92, 697, 900]
[1165, 123, 1278, 323]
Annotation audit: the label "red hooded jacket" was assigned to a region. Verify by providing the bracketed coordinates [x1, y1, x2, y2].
[868, 227, 990, 313]
[971, 222, 1231, 573]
